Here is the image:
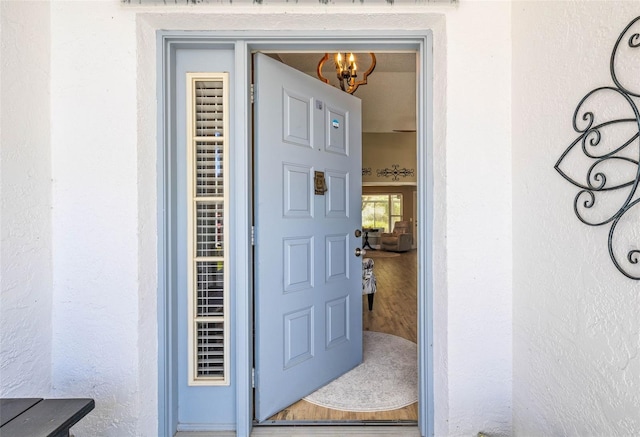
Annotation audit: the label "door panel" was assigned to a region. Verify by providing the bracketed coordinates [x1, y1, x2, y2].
[254, 53, 363, 422]
[326, 296, 349, 347]
[283, 164, 313, 217]
[326, 106, 348, 154]
[325, 170, 349, 217]
[174, 48, 236, 429]
[283, 237, 314, 292]
[283, 307, 314, 368]
[283, 90, 313, 146]
[326, 234, 348, 281]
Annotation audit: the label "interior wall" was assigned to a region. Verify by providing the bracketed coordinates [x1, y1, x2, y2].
[0, 0, 53, 398]
[358, 71, 417, 133]
[512, 3, 640, 435]
[363, 132, 417, 185]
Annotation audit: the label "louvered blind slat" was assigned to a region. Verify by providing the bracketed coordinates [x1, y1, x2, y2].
[195, 81, 225, 137]
[197, 321, 225, 377]
[197, 102, 223, 109]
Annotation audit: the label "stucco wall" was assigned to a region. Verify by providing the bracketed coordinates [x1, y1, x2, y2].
[513, 2, 640, 435]
[49, 1, 140, 435]
[6, 1, 640, 435]
[444, 3, 513, 436]
[0, 0, 53, 397]
[1, 1, 514, 436]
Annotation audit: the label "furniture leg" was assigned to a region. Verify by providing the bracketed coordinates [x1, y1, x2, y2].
[363, 230, 372, 250]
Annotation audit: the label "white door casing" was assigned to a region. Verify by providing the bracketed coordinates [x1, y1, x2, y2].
[253, 53, 363, 422]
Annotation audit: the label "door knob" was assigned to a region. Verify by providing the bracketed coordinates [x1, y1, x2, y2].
[355, 248, 366, 257]
[355, 229, 362, 237]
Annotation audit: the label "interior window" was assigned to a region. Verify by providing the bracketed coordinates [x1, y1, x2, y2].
[361, 194, 403, 232]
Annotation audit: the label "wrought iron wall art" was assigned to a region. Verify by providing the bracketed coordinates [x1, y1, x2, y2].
[555, 16, 640, 280]
[362, 168, 372, 176]
[376, 164, 415, 181]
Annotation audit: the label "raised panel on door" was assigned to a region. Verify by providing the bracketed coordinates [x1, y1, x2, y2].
[283, 237, 314, 293]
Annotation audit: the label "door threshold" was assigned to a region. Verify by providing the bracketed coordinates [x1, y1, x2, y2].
[255, 420, 418, 426]
[250, 424, 421, 437]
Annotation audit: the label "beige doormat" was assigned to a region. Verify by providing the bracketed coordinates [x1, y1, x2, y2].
[304, 331, 417, 412]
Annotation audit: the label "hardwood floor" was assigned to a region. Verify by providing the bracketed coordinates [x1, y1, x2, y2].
[266, 249, 418, 422]
[363, 250, 417, 344]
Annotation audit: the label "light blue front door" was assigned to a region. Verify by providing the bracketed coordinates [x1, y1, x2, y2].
[254, 53, 364, 421]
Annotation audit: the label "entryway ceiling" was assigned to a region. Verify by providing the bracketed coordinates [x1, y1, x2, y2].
[276, 52, 417, 133]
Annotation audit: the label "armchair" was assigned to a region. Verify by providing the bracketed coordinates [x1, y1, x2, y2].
[380, 220, 413, 252]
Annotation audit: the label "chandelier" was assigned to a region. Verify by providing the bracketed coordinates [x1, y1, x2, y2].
[317, 52, 376, 95]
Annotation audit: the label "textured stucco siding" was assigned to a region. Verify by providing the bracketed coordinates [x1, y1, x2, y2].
[21, 0, 640, 434]
[445, 2, 513, 436]
[0, 1, 516, 434]
[0, 0, 53, 398]
[49, 1, 140, 435]
[513, 2, 640, 436]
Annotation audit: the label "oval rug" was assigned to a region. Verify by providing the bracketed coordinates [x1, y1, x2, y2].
[303, 331, 417, 412]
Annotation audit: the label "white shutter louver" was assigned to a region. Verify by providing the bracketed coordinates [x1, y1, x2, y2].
[195, 81, 224, 137]
[196, 322, 225, 377]
[187, 73, 229, 385]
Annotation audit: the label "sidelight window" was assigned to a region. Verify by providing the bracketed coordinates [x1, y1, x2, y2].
[186, 73, 229, 385]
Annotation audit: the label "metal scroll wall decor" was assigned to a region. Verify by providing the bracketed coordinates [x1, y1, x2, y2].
[555, 16, 640, 280]
[376, 164, 415, 182]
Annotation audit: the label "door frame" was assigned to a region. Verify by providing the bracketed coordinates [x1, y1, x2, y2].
[158, 31, 434, 437]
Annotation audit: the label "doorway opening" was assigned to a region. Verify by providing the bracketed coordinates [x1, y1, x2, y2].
[256, 51, 419, 425]
[157, 32, 434, 437]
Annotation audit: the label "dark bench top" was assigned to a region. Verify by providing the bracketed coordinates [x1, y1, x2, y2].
[0, 398, 42, 427]
[0, 398, 95, 437]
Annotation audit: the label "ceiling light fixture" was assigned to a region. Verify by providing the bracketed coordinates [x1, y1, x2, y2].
[317, 52, 376, 95]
